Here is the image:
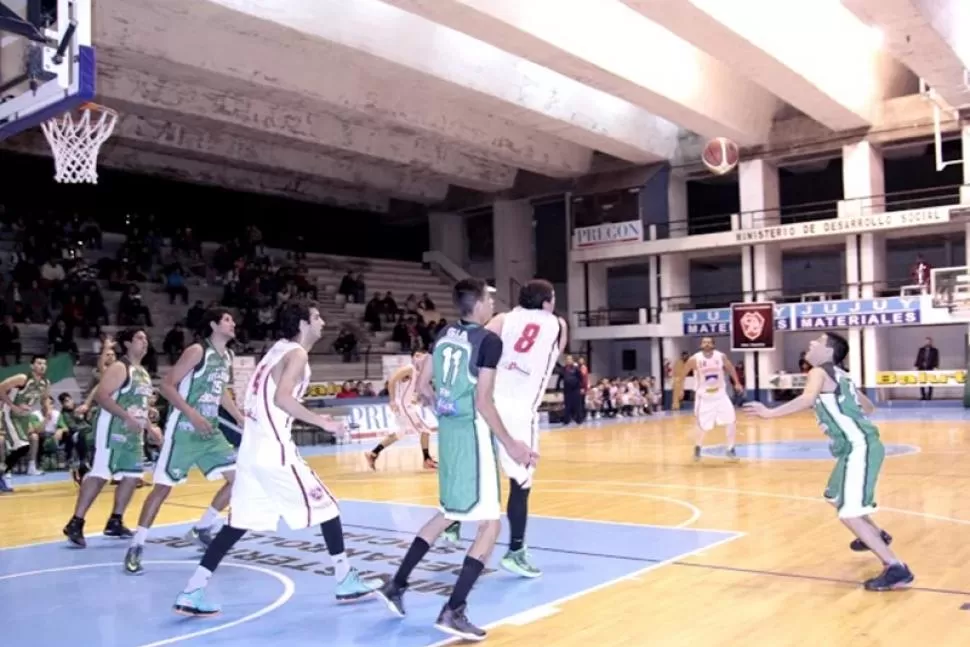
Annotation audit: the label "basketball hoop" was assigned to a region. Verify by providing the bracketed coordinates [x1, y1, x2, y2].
[40, 102, 118, 184]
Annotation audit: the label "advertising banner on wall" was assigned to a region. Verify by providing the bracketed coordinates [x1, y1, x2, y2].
[872, 370, 966, 387]
[730, 302, 775, 351]
[572, 220, 643, 249]
[680, 297, 921, 336]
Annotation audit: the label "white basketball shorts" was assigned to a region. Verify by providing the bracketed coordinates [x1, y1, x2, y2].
[694, 393, 736, 432]
[395, 404, 434, 436]
[228, 456, 340, 532]
[495, 399, 538, 489]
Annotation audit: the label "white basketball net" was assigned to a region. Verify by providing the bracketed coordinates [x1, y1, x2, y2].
[41, 105, 118, 184]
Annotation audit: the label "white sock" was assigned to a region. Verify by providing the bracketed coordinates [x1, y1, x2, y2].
[331, 552, 350, 581]
[28, 460, 36, 471]
[197, 506, 220, 529]
[183, 566, 212, 593]
[132, 526, 149, 546]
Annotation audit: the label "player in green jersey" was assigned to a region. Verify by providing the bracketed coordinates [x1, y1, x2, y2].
[376, 278, 537, 641]
[63, 328, 160, 547]
[744, 332, 914, 591]
[0, 355, 52, 477]
[125, 308, 245, 575]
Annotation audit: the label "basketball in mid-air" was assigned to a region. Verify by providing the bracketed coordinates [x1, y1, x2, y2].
[702, 137, 740, 175]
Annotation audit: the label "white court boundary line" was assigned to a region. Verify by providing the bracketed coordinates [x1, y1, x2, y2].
[422, 533, 745, 647]
[391, 490, 702, 529]
[0, 560, 295, 647]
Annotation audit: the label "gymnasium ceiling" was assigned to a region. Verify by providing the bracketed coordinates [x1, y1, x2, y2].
[4, 0, 969, 213]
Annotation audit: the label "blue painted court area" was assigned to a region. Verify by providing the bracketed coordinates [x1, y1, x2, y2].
[1, 500, 740, 647]
[702, 440, 920, 460]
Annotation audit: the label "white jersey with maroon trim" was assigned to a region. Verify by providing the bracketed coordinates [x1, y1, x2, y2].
[241, 339, 311, 467]
[493, 307, 562, 414]
[391, 364, 417, 409]
[692, 350, 728, 400]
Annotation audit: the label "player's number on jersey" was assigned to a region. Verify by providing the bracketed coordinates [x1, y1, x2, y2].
[440, 346, 464, 385]
[513, 323, 541, 353]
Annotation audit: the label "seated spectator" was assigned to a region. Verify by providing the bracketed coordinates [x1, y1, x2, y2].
[391, 317, 410, 351]
[338, 271, 357, 302]
[0, 315, 22, 365]
[364, 293, 383, 332]
[23, 279, 49, 323]
[404, 293, 418, 314]
[163, 323, 186, 365]
[381, 291, 399, 322]
[335, 381, 358, 399]
[354, 272, 367, 304]
[333, 327, 359, 363]
[359, 382, 377, 397]
[48, 319, 79, 360]
[417, 292, 436, 311]
[165, 264, 189, 305]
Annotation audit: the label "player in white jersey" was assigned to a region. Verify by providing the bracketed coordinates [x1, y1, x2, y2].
[442, 279, 567, 578]
[172, 303, 377, 617]
[685, 337, 743, 462]
[365, 351, 438, 470]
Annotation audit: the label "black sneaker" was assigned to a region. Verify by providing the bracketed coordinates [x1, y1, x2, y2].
[104, 517, 134, 538]
[726, 447, 738, 461]
[124, 545, 144, 575]
[693, 446, 701, 462]
[864, 563, 914, 591]
[850, 530, 892, 552]
[63, 517, 86, 548]
[434, 603, 486, 642]
[376, 580, 407, 617]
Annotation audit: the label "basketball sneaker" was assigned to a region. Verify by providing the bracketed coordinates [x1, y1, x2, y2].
[185, 525, 216, 549]
[434, 602, 486, 642]
[500, 548, 541, 578]
[376, 579, 407, 617]
[365, 451, 378, 470]
[63, 517, 86, 548]
[863, 563, 914, 591]
[124, 545, 144, 575]
[726, 447, 738, 461]
[423, 457, 438, 470]
[850, 530, 892, 552]
[103, 516, 134, 538]
[0, 473, 12, 493]
[334, 567, 377, 602]
[442, 521, 461, 546]
[693, 446, 702, 462]
[173, 588, 221, 617]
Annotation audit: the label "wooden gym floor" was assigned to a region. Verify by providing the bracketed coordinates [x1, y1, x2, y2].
[2, 409, 969, 646]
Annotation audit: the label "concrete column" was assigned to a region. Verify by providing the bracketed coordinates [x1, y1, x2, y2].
[428, 211, 466, 267]
[842, 141, 886, 389]
[962, 121, 970, 204]
[492, 199, 535, 306]
[668, 169, 688, 238]
[739, 160, 781, 396]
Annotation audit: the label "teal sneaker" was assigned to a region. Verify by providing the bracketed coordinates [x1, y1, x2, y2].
[185, 525, 217, 549]
[442, 521, 461, 546]
[500, 548, 542, 578]
[173, 588, 221, 617]
[335, 567, 377, 602]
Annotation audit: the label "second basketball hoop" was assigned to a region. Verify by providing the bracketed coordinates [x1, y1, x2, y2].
[702, 137, 740, 176]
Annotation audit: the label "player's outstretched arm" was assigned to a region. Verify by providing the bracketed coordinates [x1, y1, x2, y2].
[743, 367, 825, 419]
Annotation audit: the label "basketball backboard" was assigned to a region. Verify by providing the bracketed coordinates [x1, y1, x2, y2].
[0, 0, 93, 141]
